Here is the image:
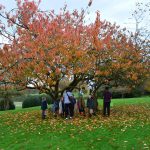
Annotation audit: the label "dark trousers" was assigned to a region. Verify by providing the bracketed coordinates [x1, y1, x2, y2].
[64, 103, 73, 118]
[103, 102, 110, 116]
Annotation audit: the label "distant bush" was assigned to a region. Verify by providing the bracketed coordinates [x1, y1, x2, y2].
[112, 92, 123, 98]
[0, 99, 15, 111]
[98, 88, 144, 99]
[22, 93, 52, 108]
[112, 92, 142, 99]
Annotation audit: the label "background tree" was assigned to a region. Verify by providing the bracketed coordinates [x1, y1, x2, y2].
[130, 1, 150, 95]
[86, 22, 149, 94]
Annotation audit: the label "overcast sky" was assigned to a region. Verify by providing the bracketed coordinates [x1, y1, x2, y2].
[0, 0, 149, 44]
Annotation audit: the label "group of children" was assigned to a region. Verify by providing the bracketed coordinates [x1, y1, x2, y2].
[41, 94, 98, 119]
[41, 87, 112, 119]
[52, 95, 98, 118]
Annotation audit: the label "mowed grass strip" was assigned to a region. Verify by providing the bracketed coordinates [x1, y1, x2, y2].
[98, 96, 150, 106]
[0, 97, 150, 150]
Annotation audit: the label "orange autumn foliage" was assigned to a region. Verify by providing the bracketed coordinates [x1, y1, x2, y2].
[0, 0, 149, 99]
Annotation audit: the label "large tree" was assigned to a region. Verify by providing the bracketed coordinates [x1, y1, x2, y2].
[0, 0, 102, 100]
[0, 0, 149, 100]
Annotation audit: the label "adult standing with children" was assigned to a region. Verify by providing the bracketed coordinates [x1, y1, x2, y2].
[63, 89, 74, 119]
[103, 87, 112, 117]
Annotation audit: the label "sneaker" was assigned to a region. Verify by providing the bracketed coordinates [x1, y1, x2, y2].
[65, 118, 68, 120]
[70, 117, 72, 119]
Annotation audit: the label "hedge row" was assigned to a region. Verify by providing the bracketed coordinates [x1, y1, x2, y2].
[22, 93, 52, 108]
[0, 99, 15, 111]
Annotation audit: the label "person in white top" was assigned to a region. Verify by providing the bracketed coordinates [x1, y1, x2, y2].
[63, 89, 73, 119]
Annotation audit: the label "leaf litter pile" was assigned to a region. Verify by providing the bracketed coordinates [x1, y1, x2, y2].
[0, 104, 150, 133]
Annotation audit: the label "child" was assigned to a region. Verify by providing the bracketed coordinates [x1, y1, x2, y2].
[41, 97, 48, 119]
[59, 96, 65, 118]
[87, 95, 94, 117]
[77, 97, 85, 116]
[52, 99, 59, 117]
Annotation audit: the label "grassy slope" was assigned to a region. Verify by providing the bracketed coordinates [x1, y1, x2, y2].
[0, 97, 150, 150]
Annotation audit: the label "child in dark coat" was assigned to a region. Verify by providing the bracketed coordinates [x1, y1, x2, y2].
[87, 95, 94, 117]
[52, 99, 59, 117]
[41, 97, 48, 119]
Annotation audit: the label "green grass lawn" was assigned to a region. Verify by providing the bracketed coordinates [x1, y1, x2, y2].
[0, 97, 150, 150]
